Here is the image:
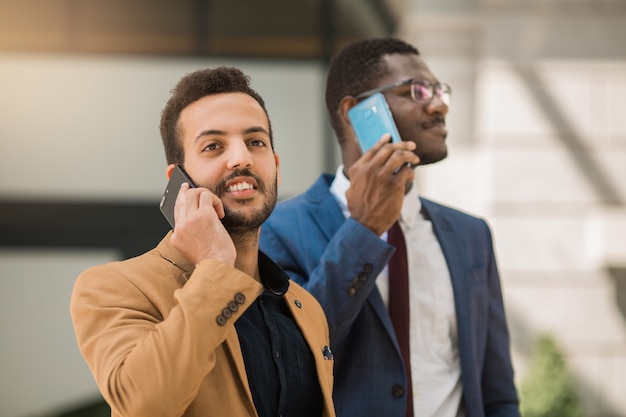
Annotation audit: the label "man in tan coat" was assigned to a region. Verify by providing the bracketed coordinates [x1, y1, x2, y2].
[70, 67, 335, 417]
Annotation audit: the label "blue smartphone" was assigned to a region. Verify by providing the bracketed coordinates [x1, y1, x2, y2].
[159, 165, 195, 229]
[348, 92, 402, 152]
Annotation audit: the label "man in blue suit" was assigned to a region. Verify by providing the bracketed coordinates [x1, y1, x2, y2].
[260, 38, 520, 417]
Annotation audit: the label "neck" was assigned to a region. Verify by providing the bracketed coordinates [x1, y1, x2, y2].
[232, 229, 261, 282]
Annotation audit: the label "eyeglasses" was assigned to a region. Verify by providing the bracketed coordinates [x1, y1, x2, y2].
[355, 78, 452, 106]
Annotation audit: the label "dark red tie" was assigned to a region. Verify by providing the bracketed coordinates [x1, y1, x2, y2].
[388, 221, 413, 417]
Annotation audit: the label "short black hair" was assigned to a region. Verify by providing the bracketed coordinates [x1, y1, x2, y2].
[325, 37, 419, 138]
[160, 66, 273, 165]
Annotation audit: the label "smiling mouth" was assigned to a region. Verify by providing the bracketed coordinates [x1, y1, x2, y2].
[226, 181, 255, 193]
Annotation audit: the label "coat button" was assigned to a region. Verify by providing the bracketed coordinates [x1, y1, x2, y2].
[228, 301, 239, 312]
[234, 292, 245, 304]
[391, 384, 405, 398]
[216, 315, 227, 326]
[294, 300, 302, 308]
[222, 308, 232, 318]
[363, 263, 373, 273]
[346, 287, 356, 296]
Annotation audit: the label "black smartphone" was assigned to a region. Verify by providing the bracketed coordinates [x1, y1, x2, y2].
[348, 92, 402, 153]
[159, 165, 195, 229]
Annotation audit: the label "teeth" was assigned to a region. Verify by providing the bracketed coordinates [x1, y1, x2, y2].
[227, 182, 254, 192]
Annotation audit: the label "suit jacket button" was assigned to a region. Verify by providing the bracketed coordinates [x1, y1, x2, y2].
[363, 263, 373, 273]
[234, 292, 246, 304]
[391, 384, 405, 398]
[216, 315, 227, 326]
[294, 300, 302, 308]
[346, 287, 356, 296]
[222, 308, 232, 318]
[228, 301, 239, 312]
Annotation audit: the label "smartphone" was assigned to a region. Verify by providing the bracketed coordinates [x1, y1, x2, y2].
[159, 165, 195, 229]
[348, 92, 402, 153]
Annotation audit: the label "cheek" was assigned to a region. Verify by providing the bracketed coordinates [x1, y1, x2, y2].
[395, 112, 421, 138]
[185, 161, 221, 187]
[392, 102, 421, 133]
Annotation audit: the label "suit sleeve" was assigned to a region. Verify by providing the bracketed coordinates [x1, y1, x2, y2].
[70, 257, 262, 417]
[261, 215, 394, 346]
[480, 221, 521, 417]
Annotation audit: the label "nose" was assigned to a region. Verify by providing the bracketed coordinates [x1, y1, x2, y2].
[226, 141, 253, 170]
[426, 94, 449, 115]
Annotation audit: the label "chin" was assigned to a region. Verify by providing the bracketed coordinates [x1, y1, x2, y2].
[418, 148, 448, 165]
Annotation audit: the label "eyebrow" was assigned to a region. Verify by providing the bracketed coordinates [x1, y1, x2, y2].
[194, 126, 270, 142]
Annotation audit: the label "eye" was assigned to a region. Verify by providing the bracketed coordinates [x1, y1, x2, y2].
[412, 83, 433, 102]
[248, 138, 268, 148]
[202, 142, 221, 152]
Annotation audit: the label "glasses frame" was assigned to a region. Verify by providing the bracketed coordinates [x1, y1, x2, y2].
[355, 78, 451, 105]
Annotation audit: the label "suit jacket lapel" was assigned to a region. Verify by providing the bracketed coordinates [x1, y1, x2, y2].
[224, 330, 256, 411]
[420, 198, 474, 378]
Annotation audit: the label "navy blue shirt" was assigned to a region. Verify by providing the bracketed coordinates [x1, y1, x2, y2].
[235, 252, 323, 417]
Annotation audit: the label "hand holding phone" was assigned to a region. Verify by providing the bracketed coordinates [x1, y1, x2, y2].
[348, 92, 402, 153]
[159, 165, 195, 229]
[159, 165, 236, 266]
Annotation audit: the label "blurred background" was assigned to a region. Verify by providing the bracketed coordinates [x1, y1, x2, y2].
[1, 0, 625, 416]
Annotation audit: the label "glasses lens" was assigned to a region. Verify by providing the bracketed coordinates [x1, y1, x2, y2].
[412, 81, 433, 102]
[437, 84, 451, 106]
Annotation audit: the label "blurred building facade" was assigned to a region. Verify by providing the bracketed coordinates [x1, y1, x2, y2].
[1, 0, 625, 416]
[399, 1, 626, 416]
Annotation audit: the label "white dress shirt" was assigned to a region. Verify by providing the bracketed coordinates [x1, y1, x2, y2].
[330, 165, 464, 417]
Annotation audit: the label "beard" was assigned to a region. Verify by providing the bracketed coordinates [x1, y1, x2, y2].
[205, 168, 278, 235]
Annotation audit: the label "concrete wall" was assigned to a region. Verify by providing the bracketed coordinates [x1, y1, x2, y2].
[400, 1, 626, 415]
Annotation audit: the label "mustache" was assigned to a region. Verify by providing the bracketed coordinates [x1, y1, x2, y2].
[421, 115, 445, 129]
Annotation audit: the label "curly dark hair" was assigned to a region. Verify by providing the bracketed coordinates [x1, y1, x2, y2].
[160, 66, 273, 165]
[325, 37, 419, 139]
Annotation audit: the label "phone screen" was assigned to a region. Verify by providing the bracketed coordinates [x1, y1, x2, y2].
[159, 165, 195, 229]
[348, 92, 402, 152]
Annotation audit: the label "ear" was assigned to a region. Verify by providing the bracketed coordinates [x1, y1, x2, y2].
[165, 164, 176, 179]
[274, 154, 281, 187]
[338, 95, 359, 130]
[337, 96, 363, 172]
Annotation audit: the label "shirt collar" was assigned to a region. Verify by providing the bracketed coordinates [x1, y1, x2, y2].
[329, 165, 351, 219]
[329, 164, 422, 228]
[258, 250, 290, 296]
[399, 179, 422, 229]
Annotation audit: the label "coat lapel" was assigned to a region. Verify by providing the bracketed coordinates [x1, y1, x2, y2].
[223, 330, 257, 413]
[420, 199, 474, 378]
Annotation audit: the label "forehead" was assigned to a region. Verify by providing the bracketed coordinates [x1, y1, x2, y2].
[179, 92, 269, 132]
[378, 53, 437, 86]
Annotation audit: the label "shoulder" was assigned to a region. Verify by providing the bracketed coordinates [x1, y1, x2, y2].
[265, 174, 340, 230]
[421, 197, 489, 228]
[273, 174, 334, 211]
[73, 239, 184, 297]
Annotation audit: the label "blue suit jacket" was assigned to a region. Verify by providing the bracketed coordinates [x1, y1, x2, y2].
[260, 174, 520, 417]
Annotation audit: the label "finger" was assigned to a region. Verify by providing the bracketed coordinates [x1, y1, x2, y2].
[173, 182, 192, 223]
[359, 133, 392, 162]
[370, 142, 418, 173]
[198, 189, 225, 219]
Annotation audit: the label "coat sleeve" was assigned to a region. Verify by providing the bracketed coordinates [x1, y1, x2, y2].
[70, 256, 263, 417]
[480, 221, 521, 417]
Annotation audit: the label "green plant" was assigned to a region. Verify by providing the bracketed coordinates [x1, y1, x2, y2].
[519, 334, 584, 417]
